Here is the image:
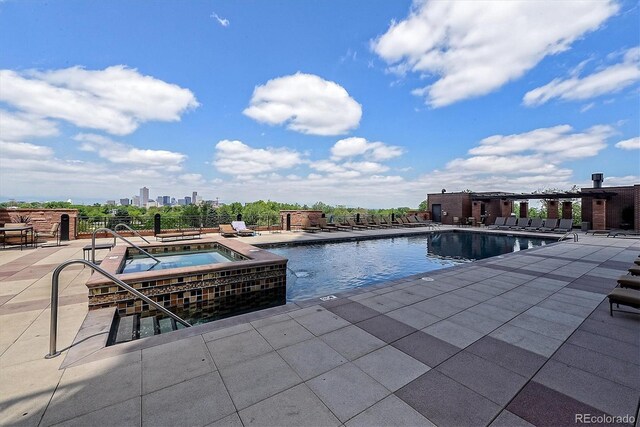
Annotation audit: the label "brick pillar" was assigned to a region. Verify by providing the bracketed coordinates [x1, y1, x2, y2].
[562, 201, 573, 220]
[546, 200, 558, 219]
[500, 200, 512, 217]
[519, 202, 528, 218]
[472, 202, 482, 226]
[592, 199, 606, 230]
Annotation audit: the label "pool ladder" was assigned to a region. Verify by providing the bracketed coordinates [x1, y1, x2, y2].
[90, 227, 160, 264]
[45, 259, 191, 359]
[558, 231, 579, 242]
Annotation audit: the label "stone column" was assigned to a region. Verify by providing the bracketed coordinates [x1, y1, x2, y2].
[592, 199, 607, 230]
[500, 200, 512, 218]
[519, 202, 528, 218]
[472, 202, 482, 226]
[562, 201, 573, 220]
[546, 200, 559, 219]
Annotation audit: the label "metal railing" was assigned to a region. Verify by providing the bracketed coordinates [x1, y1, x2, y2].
[45, 259, 191, 358]
[559, 231, 579, 242]
[91, 228, 160, 264]
[114, 223, 150, 243]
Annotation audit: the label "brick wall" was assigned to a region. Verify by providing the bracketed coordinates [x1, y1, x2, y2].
[519, 202, 529, 218]
[546, 200, 559, 219]
[426, 193, 472, 225]
[0, 208, 79, 239]
[582, 185, 639, 231]
[562, 202, 573, 220]
[279, 210, 323, 230]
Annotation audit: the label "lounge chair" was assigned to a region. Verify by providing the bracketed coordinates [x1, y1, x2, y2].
[219, 224, 238, 237]
[524, 218, 543, 231]
[487, 217, 506, 229]
[317, 218, 338, 232]
[407, 216, 428, 227]
[618, 275, 640, 289]
[497, 217, 517, 230]
[554, 219, 573, 233]
[538, 219, 559, 232]
[36, 222, 60, 246]
[509, 217, 530, 230]
[627, 266, 640, 276]
[346, 219, 368, 230]
[373, 218, 391, 228]
[607, 287, 640, 316]
[231, 221, 256, 236]
[302, 219, 321, 233]
[635, 259, 640, 266]
[382, 217, 402, 228]
[362, 219, 382, 228]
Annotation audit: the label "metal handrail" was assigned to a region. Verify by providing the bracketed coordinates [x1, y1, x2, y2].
[91, 228, 160, 264]
[45, 259, 191, 358]
[114, 223, 150, 243]
[559, 232, 579, 242]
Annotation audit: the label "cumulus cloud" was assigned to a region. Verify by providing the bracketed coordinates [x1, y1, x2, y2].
[74, 133, 186, 169]
[0, 140, 54, 159]
[243, 73, 362, 136]
[0, 109, 59, 141]
[371, 0, 618, 107]
[210, 12, 229, 27]
[524, 47, 640, 106]
[214, 139, 305, 175]
[330, 137, 404, 161]
[0, 66, 199, 135]
[615, 136, 640, 150]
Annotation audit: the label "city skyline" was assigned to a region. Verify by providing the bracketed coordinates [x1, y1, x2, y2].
[0, 1, 638, 207]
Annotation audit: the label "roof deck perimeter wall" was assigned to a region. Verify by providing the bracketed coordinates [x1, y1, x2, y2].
[581, 184, 640, 231]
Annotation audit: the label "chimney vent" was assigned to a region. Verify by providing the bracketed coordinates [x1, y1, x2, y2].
[591, 173, 603, 189]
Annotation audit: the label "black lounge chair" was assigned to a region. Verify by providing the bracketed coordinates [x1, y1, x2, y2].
[497, 217, 517, 230]
[524, 218, 543, 231]
[627, 266, 640, 276]
[373, 218, 391, 228]
[487, 217, 506, 229]
[538, 219, 559, 232]
[317, 218, 338, 232]
[618, 275, 640, 289]
[608, 287, 640, 316]
[346, 219, 368, 230]
[509, 217, 530, 230]
[554, 219, 573, 233]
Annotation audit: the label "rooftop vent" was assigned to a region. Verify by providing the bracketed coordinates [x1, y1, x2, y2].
[591, 173, 604, 189]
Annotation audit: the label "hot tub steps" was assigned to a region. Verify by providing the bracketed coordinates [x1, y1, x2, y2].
[112, 314, 181, 344]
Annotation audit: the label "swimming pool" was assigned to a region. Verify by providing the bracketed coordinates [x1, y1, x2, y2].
[121, 250, 234, 273]
[266, 231, 555, 301]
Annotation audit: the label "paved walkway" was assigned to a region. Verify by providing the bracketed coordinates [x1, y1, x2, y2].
[0, 229, 638, 426]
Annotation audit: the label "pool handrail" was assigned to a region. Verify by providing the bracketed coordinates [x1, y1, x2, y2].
[559, 231, 579, 242]
[45, 259, 191, 359]
[114, 223, 150, 244]
[91, 228, 160, 264]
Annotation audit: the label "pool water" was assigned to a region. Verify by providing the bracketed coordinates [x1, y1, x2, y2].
[121, 250, 233, 273]
[267, 231, 554, 301]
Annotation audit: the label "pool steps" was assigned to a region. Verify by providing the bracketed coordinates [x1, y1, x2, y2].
[112, 314, 185, 344]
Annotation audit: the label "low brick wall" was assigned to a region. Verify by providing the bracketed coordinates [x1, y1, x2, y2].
[279, 210, 323, 231]
[86, 239, 287, 316]
[0, 208, 79, 239]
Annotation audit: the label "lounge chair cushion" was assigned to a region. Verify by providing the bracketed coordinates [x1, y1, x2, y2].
[618, 275, 640, 289]
[608, 288, 640, 311]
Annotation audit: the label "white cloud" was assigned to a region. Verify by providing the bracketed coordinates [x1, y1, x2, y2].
[371, 0, 618, 107]
[524, 47, 640, 106]
[74, 133, 187, 168]
[211, 12, 230, 27]
[0, 66, 199, 135]
[615, 136, 640, 150]
[0, 109, 59, 140]
[330, 137, 404, 161]
[0, 140, 54, 159]
[214, 139, 305, 175]
[342, 161, 389, 174]
[243, 73, 362, 136]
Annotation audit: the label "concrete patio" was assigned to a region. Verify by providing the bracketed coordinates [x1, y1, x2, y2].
[0, 228, 638, 426]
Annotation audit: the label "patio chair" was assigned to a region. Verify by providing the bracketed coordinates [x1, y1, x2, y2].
[487, 217, 506, 229]
[524, 218, 544, 231]
[302, 219, 321, 233]
[497, 217, 517, 230]
[607, 287, 640, 316]
[382, 217, 402, 228]
[219, 224, 238, 237]
[373, 218, 391, 228]
[346, 219, 368, 230]
[407, 216, 428, 227]
[509, 217, 530, 230]
[317, 218, 338, 232]
[36, 222, 60, 246]
[231, 221, 256, 237]
[617, 275, 640, 289]
[627, 266, 640, 276]
[361, 218, 382, 228]
[538, 219, 559, 232]
[554, 219, 573, 233]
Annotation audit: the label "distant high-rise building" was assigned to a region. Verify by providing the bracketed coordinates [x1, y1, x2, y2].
[171, 197, 176, 205]
[162, 196, 171, 205]
[192, 191, 198, 205]
[195, 195, 203, 205]
[146, 200, 157, 208]
[133, 195, 140, 207]
[156, 196, 163, 206]
[185, 196, 192, 205]
[119, 198, 130, 206]
[140, 187, 149, 207]
[178, 198, 186, 205]
[105, 200, 116, 206]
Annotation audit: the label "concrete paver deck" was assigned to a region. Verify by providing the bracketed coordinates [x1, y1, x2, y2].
[0, 228, 638, 426]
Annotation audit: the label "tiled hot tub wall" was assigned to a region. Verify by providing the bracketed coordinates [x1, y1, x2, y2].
[86, 239, 287, 316]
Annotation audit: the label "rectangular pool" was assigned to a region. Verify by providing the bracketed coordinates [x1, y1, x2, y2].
[265, 231, 556, 301]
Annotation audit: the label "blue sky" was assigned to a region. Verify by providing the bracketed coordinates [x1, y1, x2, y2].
[0, 0, 638, 207]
